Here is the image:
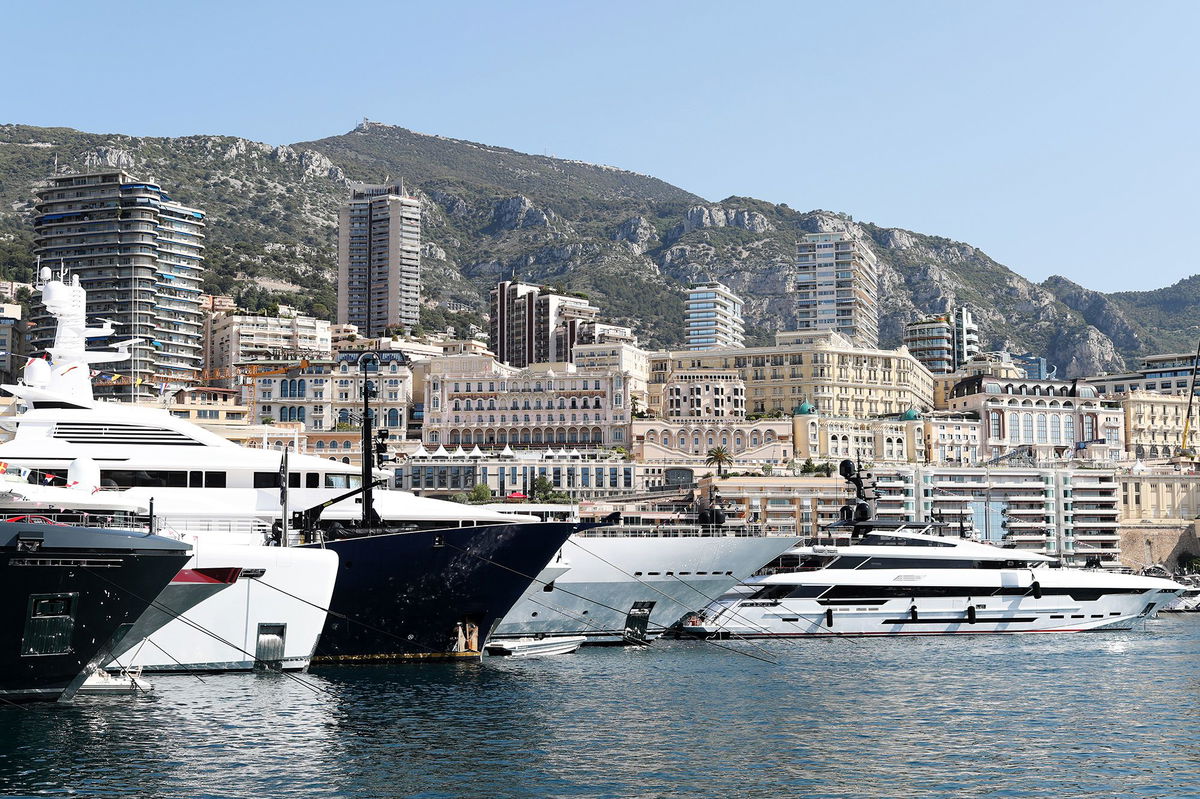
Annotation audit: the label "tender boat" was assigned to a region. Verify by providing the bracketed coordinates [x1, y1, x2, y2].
[485, 635, 586, 658]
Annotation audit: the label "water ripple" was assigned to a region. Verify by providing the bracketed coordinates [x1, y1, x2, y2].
[0, 618, 1197, 797]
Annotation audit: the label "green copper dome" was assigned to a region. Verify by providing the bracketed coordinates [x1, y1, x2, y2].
[899, 407, 921, 421]
[794, 401, 816, 415]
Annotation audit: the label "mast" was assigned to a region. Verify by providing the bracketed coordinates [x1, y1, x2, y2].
[1181, 338, 1200, 457]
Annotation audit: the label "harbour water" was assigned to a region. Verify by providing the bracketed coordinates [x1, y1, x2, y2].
[2, 618, 1198, 798]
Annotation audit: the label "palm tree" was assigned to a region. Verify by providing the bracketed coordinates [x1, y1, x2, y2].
[705, 446, 732, 478]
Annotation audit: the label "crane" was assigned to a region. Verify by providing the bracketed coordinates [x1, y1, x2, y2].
[1179, 339, 1200, 459]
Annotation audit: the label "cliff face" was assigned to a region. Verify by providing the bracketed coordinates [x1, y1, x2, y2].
[0, 121, 1187, 373]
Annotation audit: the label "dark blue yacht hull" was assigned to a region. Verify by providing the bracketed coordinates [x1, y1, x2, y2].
[308, 521, 582, 663]
[0, 521, 190, 703]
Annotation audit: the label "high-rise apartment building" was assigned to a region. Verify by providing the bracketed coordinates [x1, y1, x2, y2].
[903, 306, 980, 374]
[794, 231, 879, 347]
[33, 171, 205, 399]
[489, 280, 598, 367]
[685, 281, 744, 350]
[337, 182, 421, 337]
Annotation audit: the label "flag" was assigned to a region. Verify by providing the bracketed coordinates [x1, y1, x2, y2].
[279, 448, 289, 507]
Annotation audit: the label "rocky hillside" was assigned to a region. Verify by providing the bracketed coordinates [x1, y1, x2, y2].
[0, 121, 1191, 374]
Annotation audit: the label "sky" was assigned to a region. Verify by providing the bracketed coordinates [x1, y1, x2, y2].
[4, 0, 1197, 294]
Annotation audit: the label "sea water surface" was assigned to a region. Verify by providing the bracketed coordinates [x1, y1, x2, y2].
[1, 618, 1198, 798]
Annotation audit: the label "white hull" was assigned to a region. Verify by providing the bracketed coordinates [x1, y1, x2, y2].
[112, 541, 339, 672]
[691, 573, 1182, 638]
[494, 533, 800, 643]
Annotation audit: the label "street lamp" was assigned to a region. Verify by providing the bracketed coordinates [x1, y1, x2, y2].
[358, 350, 381, 528]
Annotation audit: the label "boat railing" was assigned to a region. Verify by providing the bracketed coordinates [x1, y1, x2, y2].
[0, 511, 149, 531]
[576, 523, 799, 539]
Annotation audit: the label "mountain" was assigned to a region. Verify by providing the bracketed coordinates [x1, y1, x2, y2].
[0, 121, 1190, 374]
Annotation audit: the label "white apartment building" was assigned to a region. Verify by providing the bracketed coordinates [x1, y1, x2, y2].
[685, 281, 745, 350]
[204, 310, 332, 386]
[794, 231, 880, 348]
[337, 182, 421, 336]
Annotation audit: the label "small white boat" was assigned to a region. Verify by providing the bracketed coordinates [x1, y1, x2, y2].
[485, 635, 586, 658]
[77, 667, 153, 695]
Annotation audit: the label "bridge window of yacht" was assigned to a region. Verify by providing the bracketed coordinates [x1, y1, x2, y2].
[857, 534, 955, 547]
[860, 557, 978, 569]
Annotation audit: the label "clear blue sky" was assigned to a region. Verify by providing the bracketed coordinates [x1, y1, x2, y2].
[5, 1, 1197, 293]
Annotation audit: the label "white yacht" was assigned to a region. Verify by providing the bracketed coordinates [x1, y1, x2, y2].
[488, 502, 803, 644]
[686, 466, 1184, 638]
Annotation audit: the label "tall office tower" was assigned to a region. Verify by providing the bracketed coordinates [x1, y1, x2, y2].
[337, 182, 421, 337]
[685, 281, 745, 350]
[903, 306, 980, 374]
[489, 280, 599, 367]
[33, 171, 205, 399]
[794, 231, 880, 348]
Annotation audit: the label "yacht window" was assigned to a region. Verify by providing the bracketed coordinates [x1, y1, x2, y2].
[254, 472, 281, 489]
[306, 473, 319, 489]
[747, 584, 794, 600]
[289, 473, 301, 488]
[825, 556, 869, 569]
[189, 470, 203, 488]
[785, 585, 829, 599]
[205, 471, 227, 488]
[858, 534, 955, 547]
[101, 470, 188, 488]
[859, 558, 978, 569]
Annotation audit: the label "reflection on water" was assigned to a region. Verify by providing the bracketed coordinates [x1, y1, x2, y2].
[1, 619, 1198, 798]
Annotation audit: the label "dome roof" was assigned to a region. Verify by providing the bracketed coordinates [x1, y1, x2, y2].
[899, 407, 921, 421]
[793, 401, 816, 415]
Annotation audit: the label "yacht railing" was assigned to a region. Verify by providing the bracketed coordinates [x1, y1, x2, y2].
[0, 511, 148, 531]
[576, 523, 798, 539]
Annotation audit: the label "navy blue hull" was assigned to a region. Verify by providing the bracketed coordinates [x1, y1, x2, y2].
[0, 522, 190, 703]
[309, 521, 580, 663]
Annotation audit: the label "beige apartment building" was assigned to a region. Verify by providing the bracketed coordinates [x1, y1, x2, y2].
[1120, 390, 1190, 459]
[647, 330, 934, 421]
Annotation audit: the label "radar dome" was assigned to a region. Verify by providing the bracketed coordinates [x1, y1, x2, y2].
[23, 358, 50, 388]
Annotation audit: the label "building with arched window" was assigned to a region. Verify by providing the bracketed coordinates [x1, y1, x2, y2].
[947, 375, 1125, 462]
[421, 354, 632, 450]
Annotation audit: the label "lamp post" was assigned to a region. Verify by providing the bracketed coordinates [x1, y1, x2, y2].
[358, 350, 380, 528]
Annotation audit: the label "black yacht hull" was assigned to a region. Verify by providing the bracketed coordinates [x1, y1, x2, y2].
[0, 522, 190, 703]
[308, 521, 583, 663]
